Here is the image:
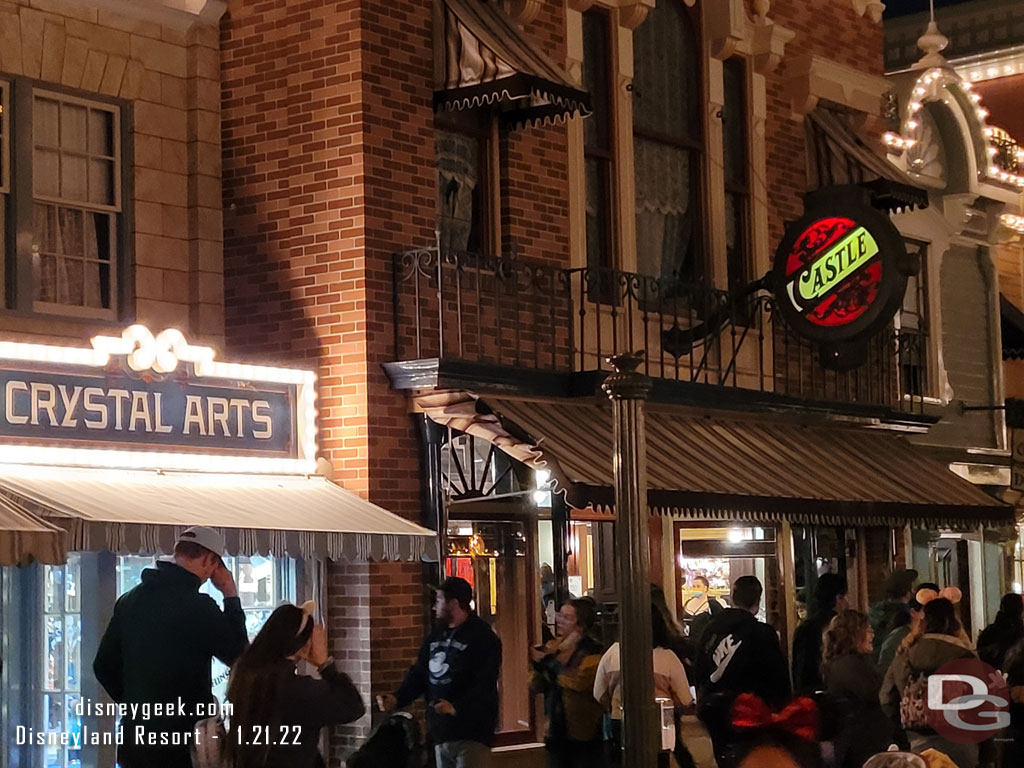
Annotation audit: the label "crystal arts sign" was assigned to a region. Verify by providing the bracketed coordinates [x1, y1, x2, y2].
[0, 326, 317, 474]
[772, 186, 917, 367]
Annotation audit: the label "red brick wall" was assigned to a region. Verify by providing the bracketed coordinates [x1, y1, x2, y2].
[765, 1, 885, 248]
[220, 1, 435, 762]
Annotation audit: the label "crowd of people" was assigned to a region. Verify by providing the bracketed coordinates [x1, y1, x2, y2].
[89, 526, 1024, 768]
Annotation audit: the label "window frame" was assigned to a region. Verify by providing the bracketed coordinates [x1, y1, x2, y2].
[6, 76, 132, 321]
[435, 109, 496, 257]
[896, 238, 933, 400]
[722, 56, 753, 294]
[582, 6, 617, 274]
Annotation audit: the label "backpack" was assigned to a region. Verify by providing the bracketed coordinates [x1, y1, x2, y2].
[899, 665, 931, 732]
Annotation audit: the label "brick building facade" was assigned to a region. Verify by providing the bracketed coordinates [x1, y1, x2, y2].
[219, 0, 1015, 764]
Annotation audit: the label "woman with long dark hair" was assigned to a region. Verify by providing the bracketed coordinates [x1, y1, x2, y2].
[224, 602, 364, 768]
[880, 597, 977, 768]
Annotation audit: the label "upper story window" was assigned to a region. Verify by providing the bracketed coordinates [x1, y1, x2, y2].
[1, 81, 124, 320]
[582, 8, 615, 273]
[632, 0, 704, 288]
[898, 239, 931, 399]
[722, 58, 751, 293]
[436, 111, 492, 255]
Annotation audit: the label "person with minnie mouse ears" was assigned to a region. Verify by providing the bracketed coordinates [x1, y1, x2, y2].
[725, 693, 823, 768]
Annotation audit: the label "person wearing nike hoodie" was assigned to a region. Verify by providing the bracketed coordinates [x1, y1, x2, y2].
[693, 576, 792, 768]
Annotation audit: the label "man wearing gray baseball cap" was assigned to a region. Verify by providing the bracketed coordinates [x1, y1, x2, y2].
[93, 526, 248, 768]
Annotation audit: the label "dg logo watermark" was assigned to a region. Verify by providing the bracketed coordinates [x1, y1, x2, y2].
[927, 658, 1010, 744]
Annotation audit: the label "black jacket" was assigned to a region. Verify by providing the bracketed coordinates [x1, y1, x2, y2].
[394, 614, 502, 746]
[230, 660, 365, 768]
[822, 653, 893, 768]
[93, 560, 248, 738]
[693, 608, 791, 731]
[791, 610, 836, 694]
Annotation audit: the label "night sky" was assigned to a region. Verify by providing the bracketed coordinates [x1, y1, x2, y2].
[884, 0, 987, 18]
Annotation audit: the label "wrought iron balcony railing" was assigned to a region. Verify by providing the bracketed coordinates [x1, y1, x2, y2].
[393, 248, 928, 414]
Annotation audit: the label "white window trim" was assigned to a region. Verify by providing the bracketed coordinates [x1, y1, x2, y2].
[0, 79, 9, 195]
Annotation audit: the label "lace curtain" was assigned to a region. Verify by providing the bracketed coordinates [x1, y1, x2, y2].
[33, 205, 103, 309]
[632, 0, 702, 285]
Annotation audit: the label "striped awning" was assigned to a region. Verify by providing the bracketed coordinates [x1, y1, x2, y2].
[806, 106, 929, 212]
[0, 494, 66, 565]
[436, 0, 590, 126]
[0, 466, 438, 563]
[416, 391, 1013, 530]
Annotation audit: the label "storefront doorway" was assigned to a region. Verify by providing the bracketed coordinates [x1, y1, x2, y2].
[674, 524, 779, 634]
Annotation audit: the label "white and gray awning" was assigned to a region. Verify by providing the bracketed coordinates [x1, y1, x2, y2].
[0, 465, 438, 563]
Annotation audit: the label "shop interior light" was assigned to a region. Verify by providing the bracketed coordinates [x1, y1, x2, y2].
[535, 469, 551, 486]
[1002, 214, 1024, 234]
[533, 490, 549, 505]
[727, 528, 745, 544]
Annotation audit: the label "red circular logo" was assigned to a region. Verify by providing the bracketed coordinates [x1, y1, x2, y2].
[926, 658, 1010, 744]
[783, 216, 883, 328]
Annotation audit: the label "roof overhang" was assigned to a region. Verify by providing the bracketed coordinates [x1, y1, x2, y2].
[436, 0, 590, 127]
[417, 391, 1013, 530]
[0, 465, 439, 563]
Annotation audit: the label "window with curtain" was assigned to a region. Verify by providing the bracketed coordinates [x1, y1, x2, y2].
[632, 0, 704, 290]
[31, 90, 120, 317]
[723, 58, 751, 293]
[436, 112, 490, 255]
[897, 240, 930, 398]
[583, 9, 614, 274]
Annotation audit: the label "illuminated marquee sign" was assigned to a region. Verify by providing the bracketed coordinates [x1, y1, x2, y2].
[772, 186, 916, 364]
[0, 326, 317, 474]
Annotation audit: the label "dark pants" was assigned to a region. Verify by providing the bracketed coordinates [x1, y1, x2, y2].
[606, 717, 693, 768]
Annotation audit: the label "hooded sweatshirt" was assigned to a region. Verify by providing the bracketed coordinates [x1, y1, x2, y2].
[394, 613, 502, 746]
[93, 560, 248, 739]
[693, 607, 791, 725]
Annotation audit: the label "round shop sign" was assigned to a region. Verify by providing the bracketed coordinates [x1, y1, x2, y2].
[772, 190, 914, 346]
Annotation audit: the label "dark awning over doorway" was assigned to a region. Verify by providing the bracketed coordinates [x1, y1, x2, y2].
[436, 0, 590, 127]
[416, 391, 1012, 530]
[805, 106, 929, 212]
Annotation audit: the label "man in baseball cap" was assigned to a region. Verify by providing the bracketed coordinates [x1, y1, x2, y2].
[377, 576, 502, 768]
[93, 526, 248, 768]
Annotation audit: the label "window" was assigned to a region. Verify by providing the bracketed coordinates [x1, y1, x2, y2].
[722, 58, 751, 293]
[436, 112, 491, 255]
[1, 81, 8, 301]
[2, 84, 123, 319]
[897, 240, 930, 398]
[583, 9, 615, 273]
[633, 0, 704, 289]
[42, 556, 83, 768]
[117, 554, 298, 704]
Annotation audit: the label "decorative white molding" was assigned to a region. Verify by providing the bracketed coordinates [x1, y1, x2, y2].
[60, 0, 227, 31]
[568, 0, 598, 12]
[503, 0, 543, 24]
[852, 0, 885, 25]
[707, 0, 794, 74]
[916, 20, 950, 70]
[92, 326, 215, 375]
[618, 1, 655, 31]
[784, 53, 889, 116]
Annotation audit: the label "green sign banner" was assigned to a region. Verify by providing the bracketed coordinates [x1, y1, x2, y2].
[789, 227, 880, 305]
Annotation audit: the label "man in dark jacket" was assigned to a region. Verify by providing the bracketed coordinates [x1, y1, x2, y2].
[378, 576, 502, 768]
[791, 573, 848, 694]
[93, 526, 248, 768]
[869, 568, 917, 661]
[693, 575, 791, 768]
